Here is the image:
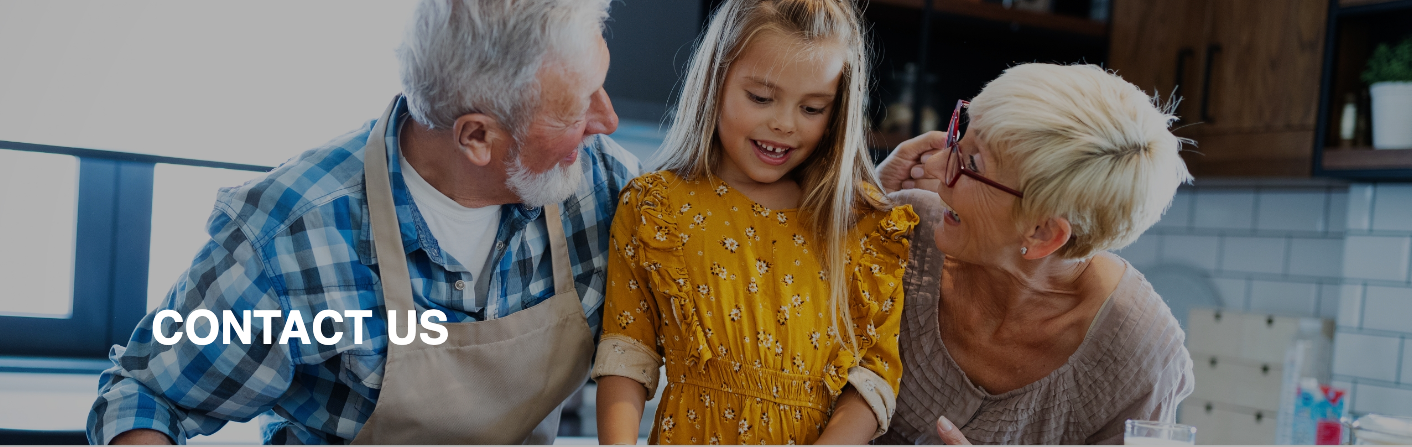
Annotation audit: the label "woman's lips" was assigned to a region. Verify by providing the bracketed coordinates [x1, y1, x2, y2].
[752, 139, 793, 166]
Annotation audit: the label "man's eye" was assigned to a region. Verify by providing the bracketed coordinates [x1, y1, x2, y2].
[746, 92, 770, 104]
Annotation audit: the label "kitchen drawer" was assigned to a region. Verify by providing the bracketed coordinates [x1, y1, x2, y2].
[1187, 354, 1283, 412]
[1180, 399, 1277, 445]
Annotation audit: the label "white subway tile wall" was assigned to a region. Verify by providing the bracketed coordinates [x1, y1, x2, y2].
[1193, 190, 1257, 230]
[1342, 236, 1412, 282]
[1256, 190, 1329, 232]
[1403, 343, 1412, 385]
[1161, 234, 1221, 270]
[1362, 286, 1412, 334]
[1153, 190, 1194, 229]
[1221, 236, 1289, 274]
[1248, 280, 1319, 317]
[1346, 184, 1375, 231]
[1333, 333, 1401, 382]
[1352, 383, 1412, 416]
[1333, 183, 1412, 415]
[1288, 238, 1345, 277]
[1130, 182, 1412, 416]
[1320, 284, 1344, 319]
[1371, 184, 1412, 233]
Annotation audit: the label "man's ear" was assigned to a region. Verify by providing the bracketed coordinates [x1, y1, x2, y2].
[1021, 216, 1072, 260]
[452, 113, 507, 167]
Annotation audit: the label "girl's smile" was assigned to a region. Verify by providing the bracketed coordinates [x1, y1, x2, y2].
[714, 31, 844, 190]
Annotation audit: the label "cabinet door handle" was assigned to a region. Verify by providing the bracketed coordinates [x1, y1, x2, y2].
[1200, 43, 1222, 123]
[1174, 48, 1194, 115]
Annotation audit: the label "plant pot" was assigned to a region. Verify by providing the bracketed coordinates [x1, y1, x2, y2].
[1370, 81, 1412, 150]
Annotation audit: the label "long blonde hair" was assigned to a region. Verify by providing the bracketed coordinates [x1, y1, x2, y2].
[655, 0, 886, 357]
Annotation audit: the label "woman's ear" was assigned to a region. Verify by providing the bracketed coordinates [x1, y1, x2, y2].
[1021, 216, 1072, 259]
[452, 113, 508, 167]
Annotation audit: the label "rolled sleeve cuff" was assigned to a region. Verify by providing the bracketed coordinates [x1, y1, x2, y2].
[846, 366, 897, 439]
[89, 390, 186, 445]
[591, 334, 663, 396]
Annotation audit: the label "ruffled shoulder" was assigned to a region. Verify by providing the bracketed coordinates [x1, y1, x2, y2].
[825, 204, 919, 394]
[619, 170, 714, 370]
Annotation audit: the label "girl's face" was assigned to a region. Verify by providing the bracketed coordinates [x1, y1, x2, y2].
[930, 132, 1026, 264]
[715, 32, 845, 187]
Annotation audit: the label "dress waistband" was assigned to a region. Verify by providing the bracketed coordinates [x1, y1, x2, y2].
[665, 349, 833, 412]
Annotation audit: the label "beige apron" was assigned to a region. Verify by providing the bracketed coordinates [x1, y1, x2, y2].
[350, 96, 594, 445]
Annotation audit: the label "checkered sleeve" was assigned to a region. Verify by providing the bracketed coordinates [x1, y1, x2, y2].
[88, 209, 294, 445]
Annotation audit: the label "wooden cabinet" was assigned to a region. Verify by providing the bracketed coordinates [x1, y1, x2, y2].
[1109, 0, 1328, 177]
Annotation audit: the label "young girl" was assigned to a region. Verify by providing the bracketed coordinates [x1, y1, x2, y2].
[591, 0, 917, 444]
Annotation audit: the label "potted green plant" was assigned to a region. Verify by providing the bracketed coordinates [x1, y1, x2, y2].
[1363, 37, 1412, 149]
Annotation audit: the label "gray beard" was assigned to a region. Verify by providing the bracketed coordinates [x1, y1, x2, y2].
[505, 141, 586, 208]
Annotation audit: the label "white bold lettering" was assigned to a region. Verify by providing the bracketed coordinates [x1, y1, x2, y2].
[222, 310, 251, 345]
[388, 310, 417, 346]
[279, 310, 311, 345]
[419, 309, 447, 345]
[313, 310, 343, 345]
[253, 310, 281, 344]
[344, 310, 372, 344]
[186, 309, 219, 345]
[153, 310, 183, 345]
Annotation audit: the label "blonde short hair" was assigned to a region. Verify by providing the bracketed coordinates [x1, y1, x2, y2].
[968, 63, 1192, 259]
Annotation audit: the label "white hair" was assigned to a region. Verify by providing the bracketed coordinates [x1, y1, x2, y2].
[396, 0, 611, 138]
[968, 63, 1194, 259]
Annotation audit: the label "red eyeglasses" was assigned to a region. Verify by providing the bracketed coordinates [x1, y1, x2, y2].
[941, 100, 1024, 199]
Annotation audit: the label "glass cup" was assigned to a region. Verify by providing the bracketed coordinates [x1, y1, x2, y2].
[1124, 420, 1197, 445]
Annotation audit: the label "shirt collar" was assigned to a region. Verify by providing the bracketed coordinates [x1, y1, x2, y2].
[356, 96, 469, 271]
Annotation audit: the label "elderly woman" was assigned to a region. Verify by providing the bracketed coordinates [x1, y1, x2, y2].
[872, 63, 1195, 445]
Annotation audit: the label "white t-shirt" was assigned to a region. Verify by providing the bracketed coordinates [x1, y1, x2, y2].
[398, 152, 501, 279]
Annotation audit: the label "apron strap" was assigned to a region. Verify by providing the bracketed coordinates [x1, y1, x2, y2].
[543, 203, 575, 297]
[365, 95, 416, 315]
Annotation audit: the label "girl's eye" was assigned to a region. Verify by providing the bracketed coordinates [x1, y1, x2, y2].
[746, 91, 770, 104]
[802, 106, 825, 115]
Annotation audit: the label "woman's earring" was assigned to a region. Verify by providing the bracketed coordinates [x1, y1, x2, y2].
[1020, 247, 1028, 255]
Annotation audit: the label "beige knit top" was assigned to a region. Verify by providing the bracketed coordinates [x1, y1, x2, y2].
[875, 190, 1194, 445]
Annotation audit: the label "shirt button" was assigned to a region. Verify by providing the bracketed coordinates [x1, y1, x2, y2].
[454, 280, 466, 291]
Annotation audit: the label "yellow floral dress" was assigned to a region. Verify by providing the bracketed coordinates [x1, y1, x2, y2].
[591, 171, 918, 444]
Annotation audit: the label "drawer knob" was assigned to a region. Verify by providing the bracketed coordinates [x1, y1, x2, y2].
[1205, 403, 1213, 414]
[1261, 364, 1270, 375]
[1266, 316, 1275, 327]
[1256, 412, 1264, 423]
[1210, 357, 1218, 368]
[1214, 311, 1222, 322]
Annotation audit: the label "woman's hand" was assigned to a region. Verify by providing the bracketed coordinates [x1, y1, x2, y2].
[875, 131, 948, 193]
[935, 416, 972, 445]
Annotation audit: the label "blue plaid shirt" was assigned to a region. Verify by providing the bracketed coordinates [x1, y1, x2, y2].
[87, 97, 641, 444]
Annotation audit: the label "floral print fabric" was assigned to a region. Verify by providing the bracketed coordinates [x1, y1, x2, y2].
[591, 171, 917, 444]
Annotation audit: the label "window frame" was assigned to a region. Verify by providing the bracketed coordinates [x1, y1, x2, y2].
[0, 140, 270, 358]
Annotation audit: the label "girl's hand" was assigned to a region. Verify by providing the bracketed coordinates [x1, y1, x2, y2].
[875, 131, 948, 193]
[935, 416, 972, 445]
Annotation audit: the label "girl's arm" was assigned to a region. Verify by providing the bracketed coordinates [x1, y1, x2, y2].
[596, 375, 649, 445]
[814, 386, 880, 445]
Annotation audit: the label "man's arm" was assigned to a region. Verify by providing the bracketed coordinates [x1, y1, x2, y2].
[88, 210, 293, 445]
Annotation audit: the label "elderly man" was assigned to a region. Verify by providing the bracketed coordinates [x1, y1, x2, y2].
[86, 0, 638, 444]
